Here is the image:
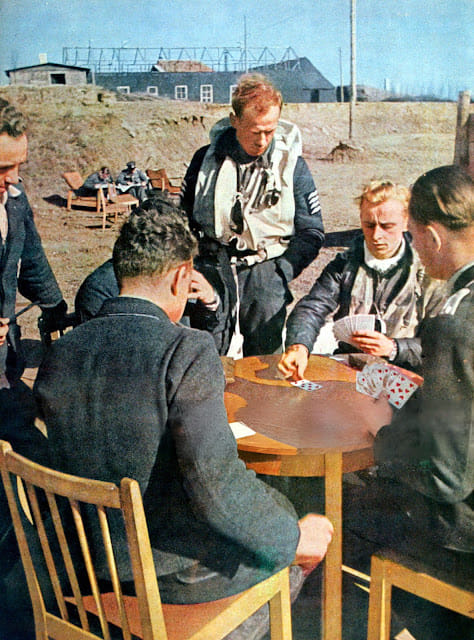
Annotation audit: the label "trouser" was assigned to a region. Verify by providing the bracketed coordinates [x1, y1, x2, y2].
[237, 259, 293, 357]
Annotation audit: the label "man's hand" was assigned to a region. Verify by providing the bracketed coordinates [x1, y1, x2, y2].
[294, 514, 334, 573]
[277, 344, 309, 380]
[187, 269, 216, 306]
[351, 330, 395, 358]
[0, 318, 9, 347]
[366, 395, 393, 436]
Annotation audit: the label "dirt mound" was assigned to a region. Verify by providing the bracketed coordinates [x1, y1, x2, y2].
[324, 140, 365, 162]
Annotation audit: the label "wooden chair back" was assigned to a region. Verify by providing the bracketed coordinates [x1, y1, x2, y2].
[367, 550, 474, 640]
[62, 171, 84, 191]
[0, 440, 293, 640]
[62, 171, 100, 212]
[146, 169, 181, 194]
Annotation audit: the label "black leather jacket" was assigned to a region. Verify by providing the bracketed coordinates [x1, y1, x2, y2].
[285, 233, 446, 371]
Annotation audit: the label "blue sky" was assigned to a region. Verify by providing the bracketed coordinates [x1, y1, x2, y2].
[0, 0, 472, 97]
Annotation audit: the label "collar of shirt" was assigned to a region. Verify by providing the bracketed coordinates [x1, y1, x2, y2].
[363, 237, 406, 274]
[0, 185, 21, 242]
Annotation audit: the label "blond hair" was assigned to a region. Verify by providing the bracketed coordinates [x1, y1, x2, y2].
[357, 179, 409, 212]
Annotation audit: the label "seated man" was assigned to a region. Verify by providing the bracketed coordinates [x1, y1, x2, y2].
[34, 206, 332, 632]
[344, 165, 473, 638]
[74, 196, 228, 351]
[279, 179, 446, 378]
[76, 166, 113, 197]
[116, 160, 149, 202]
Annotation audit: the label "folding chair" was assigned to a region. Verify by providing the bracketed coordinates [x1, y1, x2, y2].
[146, 169, 181, 194]
[0, 440, 293, 640]
[367, 549, 474, 640]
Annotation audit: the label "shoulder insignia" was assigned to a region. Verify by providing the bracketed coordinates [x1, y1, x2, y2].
[440, 287, 472, 316]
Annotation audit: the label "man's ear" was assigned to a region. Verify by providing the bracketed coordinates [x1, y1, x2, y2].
[229, 112, 237, 128]
[171, 263, 190, 296]
[427, 224, 442, 252]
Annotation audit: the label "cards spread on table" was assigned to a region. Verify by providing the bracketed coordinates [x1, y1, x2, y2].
[356, 363, 419, 408]
[291, 379, 322, 392]
[333, 314, 386, 346]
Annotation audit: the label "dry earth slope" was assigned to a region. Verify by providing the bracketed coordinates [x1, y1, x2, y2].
[0, 85, 457, 342]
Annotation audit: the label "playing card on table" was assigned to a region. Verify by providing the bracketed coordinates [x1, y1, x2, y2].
[291, 379, 322, 392]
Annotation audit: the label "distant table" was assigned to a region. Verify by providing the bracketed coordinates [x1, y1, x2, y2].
[224, 354, 391, 640]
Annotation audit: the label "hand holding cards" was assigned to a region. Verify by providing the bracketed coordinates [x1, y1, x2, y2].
[356, 362, 420, 408]
[333, 314, 386, 347]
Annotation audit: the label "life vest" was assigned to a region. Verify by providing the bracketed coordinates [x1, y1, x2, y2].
[193, 118, 302, 261]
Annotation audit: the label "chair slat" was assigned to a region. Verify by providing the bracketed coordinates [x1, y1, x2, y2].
[47, 492, 90, 630]
[71, 499, 112, 640]
[25, 483, 70, 622]
[98, 505, 132, 640]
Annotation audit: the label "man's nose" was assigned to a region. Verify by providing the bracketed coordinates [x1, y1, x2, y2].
[5, 166, 19, 184]
[372, 225, 383, 240]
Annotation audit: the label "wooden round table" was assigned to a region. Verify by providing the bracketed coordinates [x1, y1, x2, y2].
[224, 354, 392, 640]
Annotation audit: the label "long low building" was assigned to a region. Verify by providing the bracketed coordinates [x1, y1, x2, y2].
[5, 57, 336, 104]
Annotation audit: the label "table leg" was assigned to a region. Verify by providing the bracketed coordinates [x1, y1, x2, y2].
[322, 452, 343, 640]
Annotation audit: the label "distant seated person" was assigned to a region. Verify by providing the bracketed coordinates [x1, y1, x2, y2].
[76, 166, 113, 197]
[74, 195, 227, 348]
[116, 160, 149, 203]
[279, 179, 446, 378]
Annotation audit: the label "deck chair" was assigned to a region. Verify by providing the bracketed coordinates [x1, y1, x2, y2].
[0, 439, 293, 640]
[367, 549, 474, 640]
[146, 169, 181, 194]
[62, 171, 100, 212]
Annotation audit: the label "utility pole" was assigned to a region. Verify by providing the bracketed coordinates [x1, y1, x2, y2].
[339, 47, 343, 102]
[244, 16, 248, 73]
[349, 0, 356, 138]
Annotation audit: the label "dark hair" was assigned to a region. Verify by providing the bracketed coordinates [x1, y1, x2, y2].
[0, 98, 27, 137]
[409, 165, 474, 230]
[113, 201, 197, 286]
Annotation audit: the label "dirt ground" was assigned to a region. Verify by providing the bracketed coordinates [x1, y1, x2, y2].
[0, 86, 457, 342]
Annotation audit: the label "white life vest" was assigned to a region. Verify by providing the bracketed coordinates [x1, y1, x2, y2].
[194, 118, 302, 261]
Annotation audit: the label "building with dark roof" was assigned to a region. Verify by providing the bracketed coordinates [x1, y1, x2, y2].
[93, 56, 336, 103]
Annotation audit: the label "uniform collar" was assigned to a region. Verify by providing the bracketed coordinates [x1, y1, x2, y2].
[448, 261, 474, 293]
[2, 184, 21, 205]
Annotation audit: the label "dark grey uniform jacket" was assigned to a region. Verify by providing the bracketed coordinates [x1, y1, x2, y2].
[34, 296, 299, 595]
[374, 264, 474, 552]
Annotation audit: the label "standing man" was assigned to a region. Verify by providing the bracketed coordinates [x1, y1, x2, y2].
[0, 97, 67, 408]
[278, 179, 445, 378]
[0, 97, 68, 639]
[344, 165, 473, 636]
[34, 207, 332, 636]
[181, 74, 324, 356]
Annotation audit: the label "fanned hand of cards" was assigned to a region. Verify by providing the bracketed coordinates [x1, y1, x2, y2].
[333, 314, 386, 346]
[356, 362, 419, 408]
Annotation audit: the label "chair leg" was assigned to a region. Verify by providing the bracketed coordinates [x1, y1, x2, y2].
[367, 555, 392, 640]
[67, 191, 73, 210]
[269, 573, 292, 640]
